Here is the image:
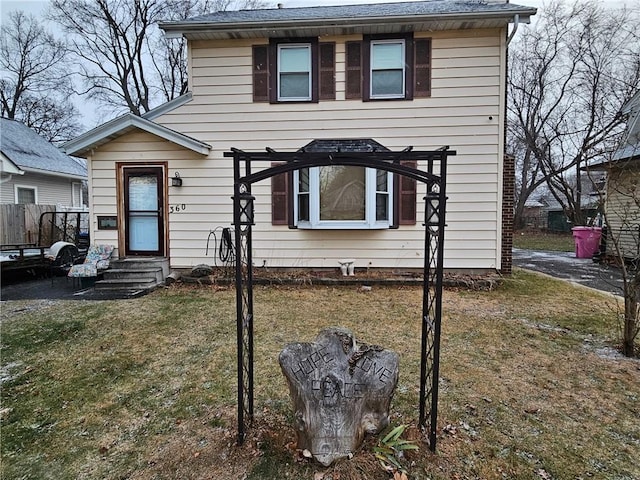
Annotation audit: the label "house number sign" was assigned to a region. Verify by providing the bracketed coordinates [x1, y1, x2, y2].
[169, 204, 187, 214]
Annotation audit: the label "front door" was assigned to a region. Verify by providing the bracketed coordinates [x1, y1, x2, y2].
[123, 167, 164, 256]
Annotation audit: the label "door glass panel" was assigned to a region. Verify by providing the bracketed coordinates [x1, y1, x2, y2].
[129, 176, 158, 211]
[127, 173, 160, 253]
[129, 216, 159, 251]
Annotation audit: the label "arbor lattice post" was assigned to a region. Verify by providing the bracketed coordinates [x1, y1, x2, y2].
[228, 146, 453, 451]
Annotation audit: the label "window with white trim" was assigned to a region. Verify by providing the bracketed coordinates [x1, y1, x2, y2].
[370, 39, 405, 99]
[15, 185, 37, 204]
[72, 182, 84, 207]
[278, 44, 312, 101]
[294, 166, 392, 229]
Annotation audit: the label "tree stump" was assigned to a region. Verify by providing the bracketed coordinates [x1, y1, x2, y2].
[279, 327, 399, 466]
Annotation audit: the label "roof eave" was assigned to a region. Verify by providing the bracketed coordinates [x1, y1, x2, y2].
[160, 9, 535, 38]
[64, 113, 211, 157]
[0, 152, 25, 175]
[20, 166, 87, 180]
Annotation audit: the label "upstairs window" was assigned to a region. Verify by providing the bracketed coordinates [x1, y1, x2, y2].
[253, 39, 335, 103]
[253, 35, 429, 103]
[346, 34, 432, 101]
[370, 40, 405, 99]
[278, 44, 312, 101]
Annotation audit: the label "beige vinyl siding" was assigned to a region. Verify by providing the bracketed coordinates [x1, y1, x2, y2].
[605, 168, 640, 259]
[89, 131, 218, 260]
[89, 28, 506, 270]
[0, 171, 75, 206]
[167, 29, 503, 270]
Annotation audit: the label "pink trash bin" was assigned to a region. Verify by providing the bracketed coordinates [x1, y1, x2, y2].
[571, 226, 602, 258]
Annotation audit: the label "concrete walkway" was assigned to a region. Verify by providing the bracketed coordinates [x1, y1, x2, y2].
[513, 248, 624, 295]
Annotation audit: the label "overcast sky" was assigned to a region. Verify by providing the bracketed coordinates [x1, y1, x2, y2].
[0, 0, 550, 25]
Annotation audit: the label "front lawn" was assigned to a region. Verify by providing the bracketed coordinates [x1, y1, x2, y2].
[1, 271, 638, 480]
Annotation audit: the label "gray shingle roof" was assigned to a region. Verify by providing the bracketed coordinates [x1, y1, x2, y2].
[0, 118, 87, 178]
[182, 1, 532, 24]
[160, 0, 536, 39]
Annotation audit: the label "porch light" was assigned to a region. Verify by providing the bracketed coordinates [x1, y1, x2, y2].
[237, 186, 255, 228]
[171, 172, 183, 187]
[424, 186, 440, 232]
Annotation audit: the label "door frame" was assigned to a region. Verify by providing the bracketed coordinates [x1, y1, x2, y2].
[116, 162, 169, 258]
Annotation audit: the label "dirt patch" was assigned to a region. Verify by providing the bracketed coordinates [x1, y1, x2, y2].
[180, 267, 502, 291]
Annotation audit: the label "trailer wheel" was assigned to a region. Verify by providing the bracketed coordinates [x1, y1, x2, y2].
[54, 245, 79, 275]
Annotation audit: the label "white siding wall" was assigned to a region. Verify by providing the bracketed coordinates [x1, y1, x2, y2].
[0, 171, 75, 206]
[605, 168, 640, 259]
[90, 29, 507, 271]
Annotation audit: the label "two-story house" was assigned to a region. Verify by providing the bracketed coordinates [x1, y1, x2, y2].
[63, 0, 536, 275]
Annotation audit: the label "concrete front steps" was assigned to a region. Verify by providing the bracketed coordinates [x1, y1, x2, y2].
[95, 257, 170, 296]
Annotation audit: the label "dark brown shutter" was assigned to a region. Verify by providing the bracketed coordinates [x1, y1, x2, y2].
[414, 38, 432, 98]
[271, 162, 289, 225]
[253, 45, 269, 102]
[404, 35, 414, 100]
[398, 160, 417, 225]
[345, 41, 362, 99]
[319, 42, 335, 100]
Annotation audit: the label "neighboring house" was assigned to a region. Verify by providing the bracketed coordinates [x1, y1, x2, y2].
[543, 194, 600, 233]
[521, 197, 546, 230]
[63, 1, 536, 274]
[590, 90, 640, 260]
[1, 117, 87, 209]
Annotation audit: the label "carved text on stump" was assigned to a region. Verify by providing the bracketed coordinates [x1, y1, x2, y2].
[279, 327, 399, 466]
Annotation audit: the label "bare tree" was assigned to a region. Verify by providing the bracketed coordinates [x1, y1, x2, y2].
[49, 0, 271, 117]
[0, 10, 80, 143]
[589, 135, 640, 357]
[153, 0, 270, 102]
[508, 1, 640, 228]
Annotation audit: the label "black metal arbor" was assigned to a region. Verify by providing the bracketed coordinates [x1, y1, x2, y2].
[224, 146, 455, 451]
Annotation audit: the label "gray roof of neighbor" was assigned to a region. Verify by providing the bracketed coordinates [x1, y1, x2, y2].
[1, 117, 87, 178]
[178, 1, 532, 24]
[614, 91, 640, 161]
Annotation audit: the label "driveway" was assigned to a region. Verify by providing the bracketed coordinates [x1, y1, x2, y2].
[0, 271, 142, 301]
[513, 248, 624, 296]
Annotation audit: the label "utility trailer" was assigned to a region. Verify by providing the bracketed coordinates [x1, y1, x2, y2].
[0, 211, 89, 275]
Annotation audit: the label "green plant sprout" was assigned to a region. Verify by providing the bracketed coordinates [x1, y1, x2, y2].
[373, 424, 419, 476]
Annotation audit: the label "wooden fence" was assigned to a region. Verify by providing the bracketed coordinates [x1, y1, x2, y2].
[0, 204, 56, 245]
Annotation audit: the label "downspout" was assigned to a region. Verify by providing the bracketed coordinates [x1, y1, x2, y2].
[501, 14, 519, 273]
[506, 14, 520, 46]
[0, 174, 15, 185]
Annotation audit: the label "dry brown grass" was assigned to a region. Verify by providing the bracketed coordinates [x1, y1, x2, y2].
[1, 271, 639, 480]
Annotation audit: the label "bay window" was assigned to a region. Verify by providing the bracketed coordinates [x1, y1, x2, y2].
[294, 166, 392, 229]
